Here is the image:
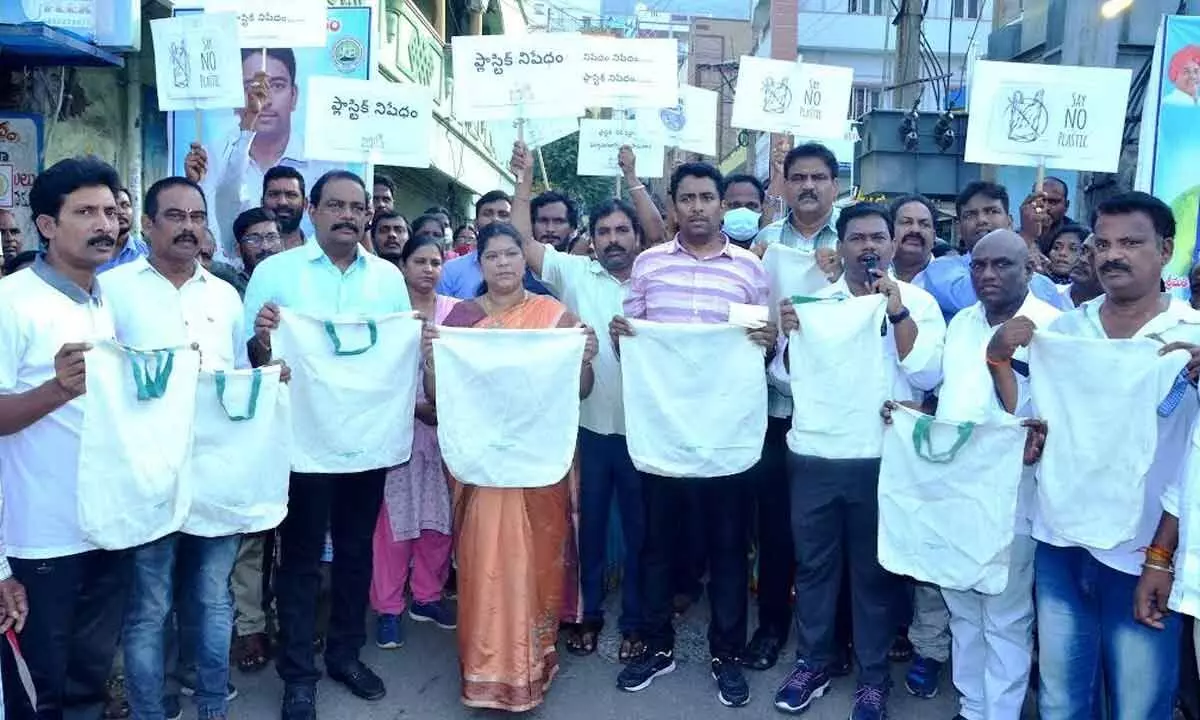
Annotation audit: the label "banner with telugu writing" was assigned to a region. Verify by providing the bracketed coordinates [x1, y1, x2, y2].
[579, 36, 679, 109]
[450, 34, 584, 121]
[204, 0, 328, 48]
[576, 118, 663, 177]
[304, 77, 434, 168]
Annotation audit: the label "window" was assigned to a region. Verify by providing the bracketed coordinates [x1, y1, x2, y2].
[850, 86, 881, 119]
[953, 0, 982, 19]
[848, 0, 884, 14]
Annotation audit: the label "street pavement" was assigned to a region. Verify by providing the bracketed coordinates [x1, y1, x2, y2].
[197, 597, 982, 720]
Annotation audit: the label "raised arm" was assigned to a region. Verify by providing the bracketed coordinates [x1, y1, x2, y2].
[509, 140, 547, 277]
[618, 146, 667, 245]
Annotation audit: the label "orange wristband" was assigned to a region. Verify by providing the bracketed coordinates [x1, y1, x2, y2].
[986, 355, 1012, 368]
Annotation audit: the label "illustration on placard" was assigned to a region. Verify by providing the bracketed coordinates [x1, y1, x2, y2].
[762, 77, 792, 114]
[660, 102, 686, 132]
[170, 37, 191, 90]
[1003, 88, 1049, 143]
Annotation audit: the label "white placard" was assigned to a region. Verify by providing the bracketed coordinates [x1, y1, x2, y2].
[204, 0, 328, 49]
[451, 34, 584, 122]
[150, 14, 246, 112]
[731, 56, 853, 140]
[580, 37, 679, 108]
[304, 77, 434, 168]
[639, 85, 719, 156]
[490, 117, 580, 150]
[577, 119, 664, 177]
[964, 61, 1131, 173]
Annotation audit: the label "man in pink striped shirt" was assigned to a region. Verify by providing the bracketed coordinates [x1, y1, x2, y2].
[611, 162, 774, 709]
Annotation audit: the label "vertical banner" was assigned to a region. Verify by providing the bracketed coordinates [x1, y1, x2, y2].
[169, 7, 371, 259]
[0, 114, 45, 246]
[1146, 15, 1200, 299]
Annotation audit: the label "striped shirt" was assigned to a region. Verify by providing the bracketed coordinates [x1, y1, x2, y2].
[623, 235, 769, 324]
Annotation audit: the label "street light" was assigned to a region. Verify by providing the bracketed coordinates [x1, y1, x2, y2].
[1100, 0, 1134, 18]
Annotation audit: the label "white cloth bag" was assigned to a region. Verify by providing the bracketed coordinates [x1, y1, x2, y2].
[272, 310, 422, 474]
[77, 341, 200, 550]
[434, 327, 585, 488]
[878, 406, 1028, 594]
[788, 294, 889, 459]
[621, 320, 767, 478]
[762, 243, 830, 321]
[1030, 331, 1190, 549]
[185, 366, 292, 537]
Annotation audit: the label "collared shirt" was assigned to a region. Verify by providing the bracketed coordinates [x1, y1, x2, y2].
[920, 253, 1074, 321]
[539, 246, 628, 435]
[436, 250, 555, 300]
[97, 234, 148, 274]
[1038, 294, 1200, 577]
[0, 257, 114, 559]
[623, 235, 769, 323]
[210, 261, 250, 299]
[99, 257, 249, 371]
[752, 208, 840, 253]
[939, 293, 1062, 534]
[242, 240, 412, 341]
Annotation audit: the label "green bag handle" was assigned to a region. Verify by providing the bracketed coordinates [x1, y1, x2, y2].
[214, 369, 262, 422]
[911, 414, 975, 464]
[790, 294, 845, 305]
[323, 319, 378, 356]
[125, 349, 175, 402]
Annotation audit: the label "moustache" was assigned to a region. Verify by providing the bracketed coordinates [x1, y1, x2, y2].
[173, 232, 198, 244]
[332, 222, 359, 233]
[87, 235, 115, 247]
[1099, 261, 1132, 274]
[797, 190, 818, 200]
[903, 232, 925, 244]
[603, 244, 626, 255]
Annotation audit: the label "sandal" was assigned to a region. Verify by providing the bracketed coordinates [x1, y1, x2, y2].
[618, 632, 645, 663]
[234, 632, 270, 673]
[564, 620, 602, 656]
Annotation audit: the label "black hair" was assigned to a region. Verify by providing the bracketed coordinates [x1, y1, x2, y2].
[399, 234, 445, 264]
[309, 170, 367, 207]
[955, 181, 1010, 217]
[931, 240, 955, 258]
[370, 210, 407, 238]
[530, 190, 579, 230]
[783, 142, 839, 179]
[1091, 191, 1176, 241]
[475, 190, 511, 217]
[372, 175, 396, 194]
[241, 47, 297, 84]
[474, 222, 524, 296]
[889, 193, 937, 230]
[263, 165, 306, 198]
[722, 173, 766, 203]
[143, 176, 206, 219]
[3, 250, 38, 276]
[410, 213, 445, 237]
[29, 157, 122, 245]
[424, 205, 453, 218]
[1044, 176, 1069, 199]
[1048, 222, 1090, 247]
[453, 224, 475, 240]
[670, 162, 724, 199]
[587, 198, 642, 240]
[116, 186, 131, 202]
[233, 207, 277, 243]
[835, 202, 892, 241]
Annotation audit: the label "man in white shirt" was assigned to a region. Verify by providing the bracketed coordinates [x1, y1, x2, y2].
[510, 142, 646, 660]
[991, 191, 1200, 718]
[932, 229, 1060, 720]
[773, 202, 945, 720]
[0, 156, 128, 719]
[99, 177, 249, 720]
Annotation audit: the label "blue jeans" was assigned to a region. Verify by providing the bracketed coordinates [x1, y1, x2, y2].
[1036, 542, 1180, 720]
[578, 428, 644, 634]
[124, 532, 240, 720]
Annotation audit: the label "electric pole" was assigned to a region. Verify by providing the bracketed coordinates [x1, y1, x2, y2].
[894, 0, 924, 111]
[766, 0, 798, 212]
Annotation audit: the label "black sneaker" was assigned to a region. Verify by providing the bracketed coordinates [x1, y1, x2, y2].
[326, 660, 386, 701]
[280, 684, 316, 720]
[711, 657, 750, 708]
[616, 649, 675, 692]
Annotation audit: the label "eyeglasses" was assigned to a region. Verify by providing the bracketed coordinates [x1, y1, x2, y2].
[240, 232, 282, 249]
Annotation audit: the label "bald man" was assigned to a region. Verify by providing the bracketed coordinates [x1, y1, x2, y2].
[0, 209, 23, 262]
[929, 228, 1061, 720]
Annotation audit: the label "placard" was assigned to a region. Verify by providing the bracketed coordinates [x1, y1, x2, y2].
[580, 37, 679, 108]
[451, 33, 584, 121]
[731, 56, 853, 140]
[576, 119, 664, 177]
[150, 14, 245, 112]
[489, 117, 580, 151]
[639, 84, 719, 156]
[965, 60, 1131, 173]
[0, 164, 12, 209]
[204, 0, 328, 49]
[305, 77, 434, 168]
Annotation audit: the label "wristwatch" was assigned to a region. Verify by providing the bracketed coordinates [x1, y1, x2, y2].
[887, 307, 911, 325]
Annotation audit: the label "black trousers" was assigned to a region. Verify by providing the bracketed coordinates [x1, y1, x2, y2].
[749, 417, 794, 640]
[11, 549, 133, 720]
[640, 472, 749, 660]
[789, 454, 899, 687]
[275, 470, 385, 686]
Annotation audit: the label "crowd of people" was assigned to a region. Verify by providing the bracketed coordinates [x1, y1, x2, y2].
[0, 128, 1198, 720]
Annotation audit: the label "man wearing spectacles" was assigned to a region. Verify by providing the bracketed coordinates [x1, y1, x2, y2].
[208, 208, 281, 298]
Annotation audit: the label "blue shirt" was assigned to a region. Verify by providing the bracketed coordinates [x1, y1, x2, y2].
[242, 240, 411, 342]
[97, 235, 148, 274]
[436, 250, 555, 299]
[919, 253, 1074, 322]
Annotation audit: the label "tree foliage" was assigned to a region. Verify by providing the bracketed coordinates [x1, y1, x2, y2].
[534, 134, 618, 217]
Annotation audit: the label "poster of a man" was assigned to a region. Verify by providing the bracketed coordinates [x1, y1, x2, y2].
[170, 6, 371, 265]
[1165, 44, 1200, 106]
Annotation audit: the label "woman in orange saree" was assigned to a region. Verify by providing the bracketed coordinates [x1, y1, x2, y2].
[421, 222, 596, 712]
